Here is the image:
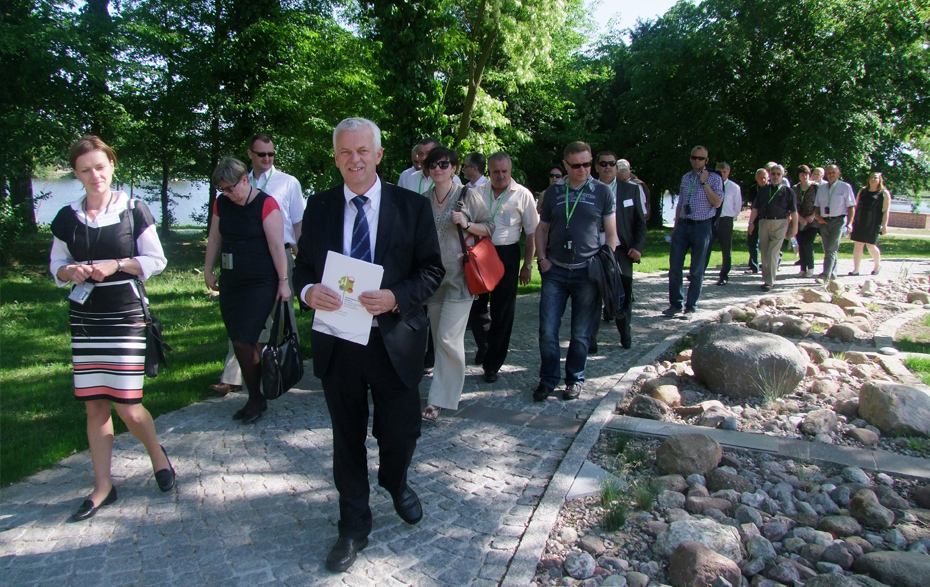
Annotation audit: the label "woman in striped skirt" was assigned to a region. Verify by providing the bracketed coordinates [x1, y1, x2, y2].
[49, 135, 175, 522]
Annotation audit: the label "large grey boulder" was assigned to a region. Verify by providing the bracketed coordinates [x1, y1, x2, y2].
[858, 381, 930, 438]
[654, 518, 744, 562]
[849, 489, 895, 529]
[691, 324, 807, 400]
[798, 302, 848, 321]
[852, 551, 930, 587]
[656, 434, 722, 476]
[667, 541, 742, 587]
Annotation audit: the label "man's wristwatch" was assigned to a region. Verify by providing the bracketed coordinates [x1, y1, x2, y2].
[117, 259, 125, 271]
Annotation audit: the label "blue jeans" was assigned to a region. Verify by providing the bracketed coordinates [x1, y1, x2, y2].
[538, 263, 600, 389]
[668, 218, 713, 311]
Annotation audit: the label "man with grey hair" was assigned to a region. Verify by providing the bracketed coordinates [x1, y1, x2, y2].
[397, 144, 419, 187]
[747, 164, 797, 290]
[708, 161, 741, 285]
[294, 117, 444, 573]
[814, 164, 856, 281]
[472, 151, 539, 382]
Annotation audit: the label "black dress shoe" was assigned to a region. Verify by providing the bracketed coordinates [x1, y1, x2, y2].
[620, 326, 632, 350]
[154, 445, 176, 492]
[483, 370, 499, 383]
[70, 486, 117, 522]
[235, 400, 267, 422]
[533, 384, 553, 402]
[326, 536, 368, 572]
[391, 486, 423, 524]
[242, 409, 264, 424]
[716, 278, 728, 286]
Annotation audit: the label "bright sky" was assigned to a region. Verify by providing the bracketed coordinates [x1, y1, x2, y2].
[587, 0, 681, 33]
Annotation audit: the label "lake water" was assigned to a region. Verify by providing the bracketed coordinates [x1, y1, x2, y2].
[32, 178, 211, 226]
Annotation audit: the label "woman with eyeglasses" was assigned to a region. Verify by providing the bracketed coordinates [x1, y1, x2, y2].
[204, 157, 291, 424]
[420, 147, 493, 421]
[848, 172, 891, 275]
[537, 164, 566, 214]
[50, 135, 174, 521]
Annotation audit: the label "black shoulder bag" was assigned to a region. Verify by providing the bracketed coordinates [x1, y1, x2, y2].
[261, 298, 304, 400]
[128, 199, 172, 377]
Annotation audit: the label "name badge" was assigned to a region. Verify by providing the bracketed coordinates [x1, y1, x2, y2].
[95, 211, 122, 227]
[221, 253, 234, 270]
[623, 199, 634, 208]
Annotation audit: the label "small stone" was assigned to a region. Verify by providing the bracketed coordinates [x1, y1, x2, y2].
[876, 473, 894, 487]
[578, 534, 606, 556]
[766, 560, 801, 584]
[846, 428, 880, 444]
[842, 467, 872, 485]
[815, 561, 844, 574]
[822, 543, 854, 569]
[735, 505, 764, 527]
[563, 552, 596, 580]
[763, 520, 790, 541]
[657, 490, 686, 510]
[782, 537, 805, 553]
[885, 528, 907, 550]
[746, 536, 777, 562]
[561, 527, 579, 544]
[624, 571, 649, 587]
[601, 575, 627, 587]
[850, 489, 895, 529]
[820, 515, 862, 537]
[740, 556, 765, 577]
[810, 493, 841, 514]
[913, 485, 930, 509]
[742, 490, 768, 509]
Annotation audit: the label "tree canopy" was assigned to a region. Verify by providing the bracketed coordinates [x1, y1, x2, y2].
[2, 0, 928, 237]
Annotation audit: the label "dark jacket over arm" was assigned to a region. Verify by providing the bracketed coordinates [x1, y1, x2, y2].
[615, 181, 647, 268]
[293, 183, 444, 388]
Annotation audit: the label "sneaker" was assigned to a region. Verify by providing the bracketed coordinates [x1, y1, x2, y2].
[661, 306, 681, 317]
[532, 384, 553, 402]
[743, 269, 758, 275]
[562, 382, 583, 400]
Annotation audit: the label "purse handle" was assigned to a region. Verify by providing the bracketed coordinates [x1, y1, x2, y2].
[454, 185, 473, 261]
[268, 298, 296, 345]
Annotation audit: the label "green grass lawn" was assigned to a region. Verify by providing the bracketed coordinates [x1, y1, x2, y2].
[0, 227, 313, 485]
[2, 225, 929, 486]
[903, 357, 930, 386]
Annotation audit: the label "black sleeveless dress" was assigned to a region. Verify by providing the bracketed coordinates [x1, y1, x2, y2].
[216, 191, 278, 342]
[849, 189, 885, 245]
[50, 193, 160, 404]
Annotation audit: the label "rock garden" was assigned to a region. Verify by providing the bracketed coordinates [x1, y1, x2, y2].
[535, 273, 930, 586]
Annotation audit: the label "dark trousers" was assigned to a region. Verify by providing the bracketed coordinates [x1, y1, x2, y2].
[480, 242, 521, 374]
[797, 223, 818, 272]
[714, 216, 735, 279]
[613, 272, 634, 334]
[468, 294, 490, 357]
[321, 330, 422, 540]
[747, 217, 760, 272]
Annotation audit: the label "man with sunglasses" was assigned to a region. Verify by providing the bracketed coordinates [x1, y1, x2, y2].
[209, 132, 306, 396]
[662, 145, 723, 319]
[534, 141, 616, 402]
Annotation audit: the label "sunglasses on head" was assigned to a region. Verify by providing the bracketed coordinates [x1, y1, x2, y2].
[690, 155, 706, 161]
[252, 151, 275, 158]
[598, 160, 617, 167]
[549, 173, 563, 179]
[567, 161, 593, 170]
[428, 160, 452, 170]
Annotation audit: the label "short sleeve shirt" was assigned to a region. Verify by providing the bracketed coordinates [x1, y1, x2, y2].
[814, 180, 856, 216]
[540, 179, 615, 266]
[678, 170, 723, 221]
[752, 184, 797, 218]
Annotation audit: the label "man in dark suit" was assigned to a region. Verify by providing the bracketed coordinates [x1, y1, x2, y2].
[293, 118, 444, 573]
[612, 179, 646, 348]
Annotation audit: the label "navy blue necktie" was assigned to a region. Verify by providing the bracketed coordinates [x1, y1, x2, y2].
[350, 195, 372, 262]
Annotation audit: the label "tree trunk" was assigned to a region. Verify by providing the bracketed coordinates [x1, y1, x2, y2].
[454, 0, 500, 147]
[10, 160, 37, 234]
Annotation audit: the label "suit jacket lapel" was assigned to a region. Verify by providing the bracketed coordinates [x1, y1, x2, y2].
[326, 189, 345, 255]
[373, 185, 396, 265]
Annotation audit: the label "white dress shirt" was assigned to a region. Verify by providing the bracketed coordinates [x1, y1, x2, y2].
[249, 165, 305, 245]
[719, 180, 743, 218]
[814, 180, 856, 217]
[400, 170, 462, 194]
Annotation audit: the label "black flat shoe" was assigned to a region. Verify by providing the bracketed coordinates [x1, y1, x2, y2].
[154, 445, 176, 492]
[233, 400, 267, 420]
[70, 486, 117, 522]
[242, 410, 264, 424]
[391, 486, 423, 525]
[326, 536, 368, 573]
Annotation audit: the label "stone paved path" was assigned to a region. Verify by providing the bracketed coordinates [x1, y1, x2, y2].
[2, 255, 929, 586]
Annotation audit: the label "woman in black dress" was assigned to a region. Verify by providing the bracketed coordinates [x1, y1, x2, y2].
[204, 158, 290, 424]
[50, 135, 175, 522]
[849, 172, 891, 276]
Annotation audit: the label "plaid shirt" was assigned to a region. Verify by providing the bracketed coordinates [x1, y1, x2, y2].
[677, 170, 723, 221]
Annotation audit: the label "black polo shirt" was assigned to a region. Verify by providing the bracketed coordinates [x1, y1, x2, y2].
[752, 184, 797, 219]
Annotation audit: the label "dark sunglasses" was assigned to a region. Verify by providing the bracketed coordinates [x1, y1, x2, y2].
[598, 160, 617, 167]
[428, 160, 452, 170]
[690, 155, 706, 161]
[549, 173, 563, 179]
[252, 151, 275, 158]
[567, 161, 593, 170]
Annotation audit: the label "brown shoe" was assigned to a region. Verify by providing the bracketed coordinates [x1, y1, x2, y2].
[209, 383, 242, 396]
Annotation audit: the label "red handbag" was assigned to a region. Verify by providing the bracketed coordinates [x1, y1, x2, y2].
[458, 229, 504, 295]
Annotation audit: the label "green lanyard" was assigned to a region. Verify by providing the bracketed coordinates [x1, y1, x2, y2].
[765, 185, 781, 208]
[565, 179, 589, 225]
[418, 173, 434, 194]
[827, 181, 838, 201]
[251, 168, 273, 191]
[490, 189, 506, 220]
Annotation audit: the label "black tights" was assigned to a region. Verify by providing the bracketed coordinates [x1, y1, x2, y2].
[232, 340, 264, 414]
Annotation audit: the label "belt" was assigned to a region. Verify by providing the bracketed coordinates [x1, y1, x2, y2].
[679, 218, 712, 225]
[759, 216, 787, 220]
[824, 215, 846, 219]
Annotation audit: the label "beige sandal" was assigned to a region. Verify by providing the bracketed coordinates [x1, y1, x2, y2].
[421, 405, 441, 422]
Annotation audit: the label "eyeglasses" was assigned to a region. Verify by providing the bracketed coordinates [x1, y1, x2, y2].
[252, 151, 275, 158]
[690, 155, 706, 161]
[549, 173, 563, 179]
[428, 160, 452, 170]
[598, 160, 617, 167]
[462, 164, 475, 169]
[217, 184, 236, 195]
[567, 161, 593, 170]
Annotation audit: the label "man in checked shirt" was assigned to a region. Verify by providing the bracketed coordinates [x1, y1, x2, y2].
[662, 145, 723, 320]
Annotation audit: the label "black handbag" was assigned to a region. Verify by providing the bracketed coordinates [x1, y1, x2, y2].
[138, 280, 171, 377]
[127, 199, 171, 377]
[261, 299, 304, 400]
